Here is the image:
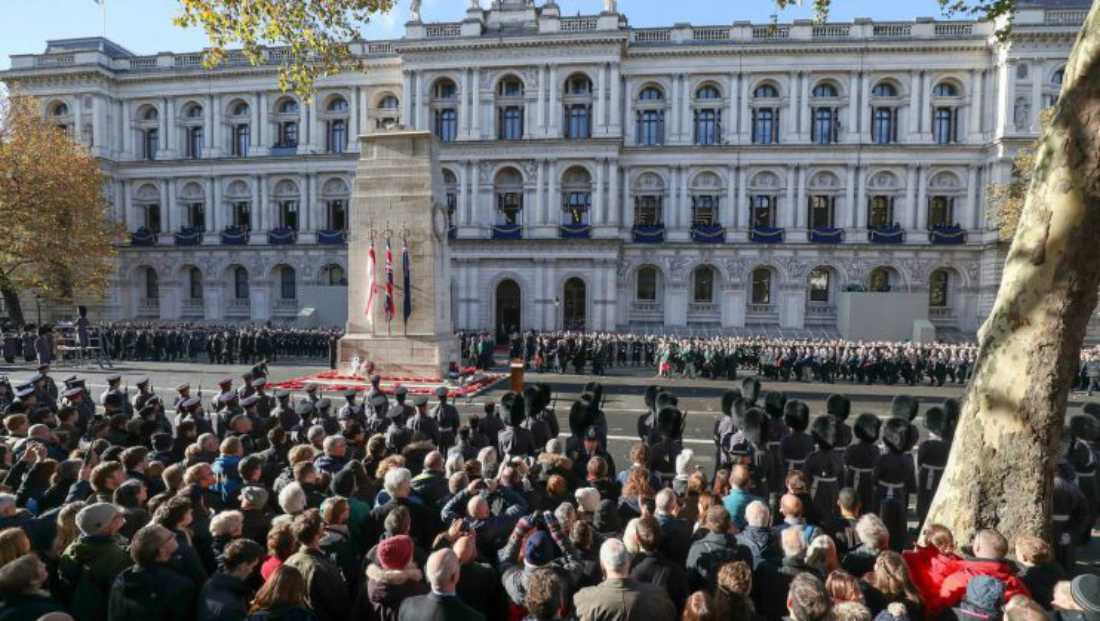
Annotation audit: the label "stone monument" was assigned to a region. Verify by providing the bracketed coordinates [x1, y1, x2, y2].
[338, 130, 459, 380]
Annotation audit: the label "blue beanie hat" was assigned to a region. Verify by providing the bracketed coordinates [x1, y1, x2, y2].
[523, 531, 555, 567]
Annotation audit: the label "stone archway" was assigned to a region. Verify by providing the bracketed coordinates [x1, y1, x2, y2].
[562, 277, 587, 331]
[495, 279, 521, 343]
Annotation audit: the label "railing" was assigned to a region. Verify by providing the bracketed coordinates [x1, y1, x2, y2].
[813, 24, 850, 39]
[753, 24, 790, 39]
[138, 299, 160, 315]
[129, 57, 158, 70]
[266, 48, 291, 64]
[1046, 10, 1089, 25]
[934, 23, 973, 37]
[224, 51, 251, 66]
[633, 28, 672, 43]
[174, 53, 204, 67]
[631, 302, 663, 314]
[929, 307, 954, 319]
[35, 54, 74, 67]
[425, 23, 462, 39]
[226, 298, 250, 315]
[872, 23, 912, 38]
[367, 42, 394, 55]
[693, 27, 731, 41]
[806, 303, 837, 316]
[273, 299, 299, 313]
[688, 303, 719, 314]
[747, 304, 777, 314]
[181, 299, 204, 317]
[560, 16, 600, 33]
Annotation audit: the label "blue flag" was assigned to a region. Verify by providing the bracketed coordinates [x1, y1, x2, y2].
[401, 239, 411, 325]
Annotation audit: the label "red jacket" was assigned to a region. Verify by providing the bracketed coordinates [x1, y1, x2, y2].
[903, 545, 961, 613]
[934, 558, 1030, 615]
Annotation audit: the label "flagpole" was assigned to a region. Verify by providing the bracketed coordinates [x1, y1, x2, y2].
[101, 0, 107, 38]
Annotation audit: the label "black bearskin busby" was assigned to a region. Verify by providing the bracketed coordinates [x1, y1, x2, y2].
[826, 394, 851, 422]
[891, 395, 919, 421]
[783, 400, 810, 432]
[1070, 413, 1100, 444]
[568, 401, 589, 436]
[883, 417, 918, 454]
[741, 377, 761, 406]
[764, 392, 788, 420]
[739, 406, 767, 447]
[721, 390, 742, 418]
[501, 392, 526, 427]
[644, 385, 661, 412]
[853, 413, 881, 443]
[811, 415, 839, 450]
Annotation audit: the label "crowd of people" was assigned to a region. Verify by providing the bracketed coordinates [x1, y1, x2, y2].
[0, 358, 1097, 621]
[2, 322, 340, 367]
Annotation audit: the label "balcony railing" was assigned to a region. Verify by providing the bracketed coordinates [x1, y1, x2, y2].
[1047, 10, 1088, 25]
[137, 299, 160, 316]
[693, 27, 731, 41]
[872, 23, 912, 38]
[934, 23, 974, 37]
[753, 25, 790, 39]
[928, 307, 955, 320]
[812, 24, 850, 39]
[632, 225, 665, 244]
[273, 299, 299, 314]
[425, 23, 462, 39]
[633, 28, 672, 43]
[491, 224, 523, 240]
[560, 224, 592, 239]
[929, 225, 967, 245]
[226, 298, 250, 316]
[130, 228, 158, 247]
[35, 54, 74, 67]
[181, 299, 204, 317]
[747, 303, 777, 314]
[691, 225, 726, 244]
[560, 16, 599, 33]
[688, 302, 719, 315]
[806, 303, 837, 316]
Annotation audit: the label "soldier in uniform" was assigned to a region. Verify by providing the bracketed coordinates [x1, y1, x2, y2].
[780, 400, 815, 484]
[100, 375, 132, 416]
[214, 377, 235, 408]
[875, 417, 918, 551]
[844, 413, 881, 511]
[132, 377, 156, 414]
[365, 394, 390, 437]
[761, 391, 789, 504]
[214, 392, 243, 437]
[1068, 414, 1100, 531]
[430, 387, 460, 455]
[714, 389, 742, 468]
[337, 390, 365, 427]
[521, 385, 552, 450]
[571, 425, 617, 482]
[806, 416, 844, 524]
[237, 372, 256, 400]
[252, 378, 274, 421]
[724, 406, 768, 492]
[407, 394, 439, 445]
[172, 383, 192, 420]
[497, 392, 535, 461]
[915, 404, 956, 524]
[300, 384, 322, 409]
[35, 364, 58, 404]
[478, 400, 505, 444]
[62, 377, 95, 435]
[890, 394, 920, 424]
[825, 394, 854, 448]
[384, 401, 412, 454]
[637, 385, 661, 445]
[178, 395, 214, 436]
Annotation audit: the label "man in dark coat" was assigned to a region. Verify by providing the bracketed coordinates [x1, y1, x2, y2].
[685, 505, 752, 593]
[196, 539, 263, 621]
[629, 516, 689, 612]
[107, 523, 197, 621]
[283, 510, 350, 621]
[398, 549, 486, 621]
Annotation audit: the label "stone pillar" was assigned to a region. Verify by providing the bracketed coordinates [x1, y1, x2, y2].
[548, 159, 560, 230]
[785, 166, 798, 229]
[848, 72, 860, 142]
[594, 158, 606, 227]
[121, 100, 132, 159]
[726, 287, 747, 328]
[966, 165, 978, 230]
[537, 65, 548, 135]
[906, 165, 919, 230]
[680, 74, 691, 143]
[205, 178, 215, 234]
[664, 283, 687, 327]
[160, 97, 173, 157]
[799, 72, 811, 139]
[255, 92, 269, 154]
[737, 167, 749, 234]
[251, 279, 272, 321]
[91, 95, 104, 155]
[468, 161, 480, 229]
[622, 166, 632, 231]
[855, 167, 868, 229]
[471, 68, 481, 139]
[1031, 63, 1044, 133]
[160, 181, 171, 236]
[740, 73, 751, 143]
[254, 175, 264, 233]
[860, 74, 872, 137]
[920, 72, 933, 141]
[796, 166, 808, 231]
[204, 282, 224, 321]
[461, 70, 471, 138]
[915, 166, 928, 232]
[160, 279, 181, 321]
[670, 76, 680, 143]
[403, 71, 414, 129]
[350, 86, 361, 149]
[845, 167, 857, 229]
[308, 174, 319, 235]
[596, 63, 607, 136]
[120, 179, 130, 230]
[723, 165, 736, 228]
[608, 161, 619, 227]
[781, 287, 807, 329]
[609, 63, 621, 133]
[203, 95, 215, 158]
[413, 73, 424, 130]
[908, 71, 921, 138]
[970, 70, 984, 140]
[726, 73, 737, 144]
[548, 65, 559, 136]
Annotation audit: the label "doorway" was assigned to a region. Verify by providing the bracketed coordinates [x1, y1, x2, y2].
[495, 279, 521, 343]
[562, 277, 586, 331]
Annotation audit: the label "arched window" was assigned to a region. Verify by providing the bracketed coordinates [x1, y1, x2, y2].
[434, 79, 457, 99]
[496, 77, 525, 140]
[693, 85, 722, 146]
[564, 74, 593, 140]
[144, 269, 159, 300]
[233, 267, 249, 299]
[808, 268, 831, 303]
[143, 128, 159, 160]
[50, 102, 69, 117]
[273, 180, 300, 230]
[142, 106, 159, 121]
[321, 178, 349, 231]
[275, 98, 300, 148]
[636, 267, 658, 302]
[751, 84, 780, 145]
[811, 83, 839, 145]
[751, 269, 772, 305]
[871, 82, 897, 97]
[930, 270, 949, 308]
[561, 167, 592, 226]
[932, 82, 958, 97]
[494, 168, 524, 225]
[279, 266, 297, 300]
[869, 268, 892, 292]
[185, 104, 203, 119]
[692, 266, 715, 303]
[379, 95, 400, 109]
[869, 195, 895, 228]
[809, 194, 835, 229]
[751, 195, 776, 228]
[278, 99, 300, 114]
[321, 264, 347, 286]
[225, 180, 252, 231]
[932, 82, 960, 144]
[442, 169, 458, 229]
[188, 267, 203, 300]
[632, 173, 665, 228]
[229, 100, 250, 157]
[325, 96, 349, 154]
[327, 97, 349, 113]
[232, 101, 250, 116]
[635, 85, 665, 146]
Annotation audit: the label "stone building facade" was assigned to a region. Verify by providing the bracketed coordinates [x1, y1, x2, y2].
[0, 0, 1089, 338]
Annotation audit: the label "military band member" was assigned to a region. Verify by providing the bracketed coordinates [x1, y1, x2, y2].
[845, 413, 881, 511]
[780, 400, 814, 483]
[875, 417, 918, 551]
[915, 405, 956, 524]
[806, 415, 845, 524]
[825, 394, 854, 448]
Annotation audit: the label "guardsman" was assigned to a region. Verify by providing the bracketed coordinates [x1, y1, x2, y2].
[780, 399, 814, 482]
[384, 400, 412, 453]
[714, 389, 741, 468]
[100, 374, 132, 416]
[875, 417, 918, 551]
[300, 383, 322, 409]
[337, 390, 365, 427]
[521, 385, 552, 450]
[825, 394, 854, 448]
[806, 415, 844, 524]
[497, 391, 535, 461]
[844, 413, 881, 511]
[430, 386, 460, 454]
[915, 405, 955, 524]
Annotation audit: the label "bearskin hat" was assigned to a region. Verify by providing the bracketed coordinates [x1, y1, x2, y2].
[1070, 413, 1100, 443]
[783, 400, 810, 432]
[740, 407, 767, 446]
[523, 385, 541, 416]
[811, 415, 840, 450]
[568, 401, 589, 436]
[1084, 402, 1100, 424]
[501, 392, 526, 427]
[721, 390, 743, 418]
[656, 391, 675, 410]
[536, 383, 552, 410]
[891, 395, 919, 421]
[741, 377, 762, 406]
[657, 407, 682, 438]
[764, 392, 788, 420]
[853, 413, 882, 443]
[826, 394, 852, 422]
[924, 406, 947, 437]
[644, 385, 661, 411]
[883, 417, 918, 454]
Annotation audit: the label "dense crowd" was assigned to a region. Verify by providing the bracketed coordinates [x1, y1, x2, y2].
[0, 362, 1099, 621]
[2, 322, 340, 366]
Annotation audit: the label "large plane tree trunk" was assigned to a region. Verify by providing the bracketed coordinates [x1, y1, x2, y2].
[925, 1, 1100, 543]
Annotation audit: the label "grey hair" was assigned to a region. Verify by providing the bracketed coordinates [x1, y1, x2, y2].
[445, 454, 465, 477]
[322, 434, 346, 453]
[278, 482, 306, 515]
[655, 488, 677, 514]
[599, 538, 631, 575]
[781, 526, 807, 558]
[307, 425, 326, 443]
[0, 493, 15, 513]
[745, 500, 771, 528]
[554, 502, 576, 527]
[426, 548, 460, 590]
[384, 467, 412, 496]
[545, 438, 564, 455]
[855, 514, 890, 550]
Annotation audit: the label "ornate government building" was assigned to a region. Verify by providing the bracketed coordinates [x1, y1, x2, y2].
[0, 0, 1088, 338]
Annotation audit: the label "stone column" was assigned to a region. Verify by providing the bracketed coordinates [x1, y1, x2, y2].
[966, 165, 978, 230]
[252, 92, 263, 149]
[308, 174, 319, 235]
[680, 74, 691, 142]
[91, 95, 104, 154]
[799, 72, 811, 139]
[915, 166, 928, 232]
[594, 158, 606, 227]
[622, 166, 632, 231]
[467, 161, 480, 229]
[461, 70, 471, 138]
[920, 72, 933, 141]
[413, 73, 424, 130]
[535, 159, 546, 226]
[664, 283, 687, 327]
[723, 165, 736, 228]
[845, 167, 857, 229]
[204, 94, 215, 157]
[906, 165, 919, 230]
[471, 68, 481, 139]
[607, 161, 619, 227]
[121, 100, 132, 159]
[161, 180, 172, 236]
[781, 287, 807, 329]
[785, 166, 798, 229]
[848, 72, 860, 142]
[120, 179, 130, 230]
[860, 73, 872, 137]
[740, 73, 751, 143]
[596, 64, 607, 136]
[795, 166, 808, 229]
[609, 63, 621, 133]
[402, 71, 414, 128]
[855, 167, 868, 229]
[1000, 61, 1015, 138]
[970, 70, 984, 140]
[727, 287, 746, 328]
[908, 71, 921, 139]
[1031, 63, 1044, 133]
[726, 74, 737, 144]
[548, 159, 560, 230]
[161, 97, 173, 156]
[548, 65, 559, 136]
[737, 167, 749, 234]
[670, 76, 680, 143]
[254, 175, 264, 233]
[350, 86, 361, 148]
[786, 72, 799, 139]
[537, 65, 547, 135]
[205, 178, 215, 234]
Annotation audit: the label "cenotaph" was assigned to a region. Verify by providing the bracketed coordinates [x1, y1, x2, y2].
[338, 130, 459, 380]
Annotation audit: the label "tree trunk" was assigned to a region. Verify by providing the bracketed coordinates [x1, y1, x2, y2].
[0, 285, 25, 328]
[925, 2, 1100, 543]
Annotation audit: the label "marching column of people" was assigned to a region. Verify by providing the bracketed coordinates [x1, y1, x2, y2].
[0, 362, 1098, 621]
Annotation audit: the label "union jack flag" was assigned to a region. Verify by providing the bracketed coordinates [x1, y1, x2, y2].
[384, 239, 395, 323]
[364, 241, 376, 324]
